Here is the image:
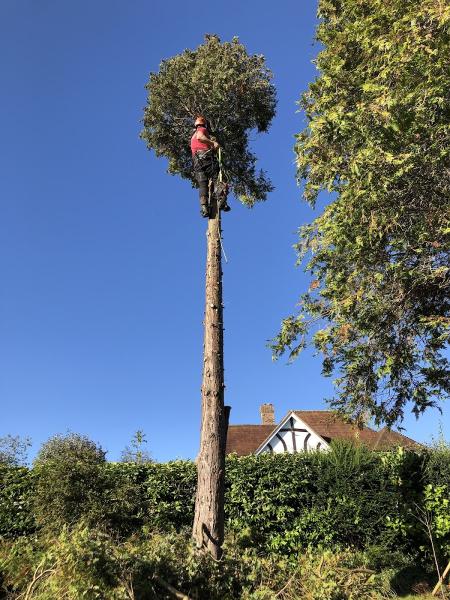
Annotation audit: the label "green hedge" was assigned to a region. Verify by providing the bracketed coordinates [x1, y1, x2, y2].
[0, 465, 36, 537]
[1, 447, 449, 557]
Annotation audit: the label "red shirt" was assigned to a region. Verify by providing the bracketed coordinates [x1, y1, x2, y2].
[191, 126, 210, 154]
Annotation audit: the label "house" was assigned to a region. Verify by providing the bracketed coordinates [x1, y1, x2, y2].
[225, 403, 420, 456]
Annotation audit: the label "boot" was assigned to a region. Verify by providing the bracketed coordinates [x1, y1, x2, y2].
[216, 182, 231, 212]
[218, 196, 231, 212]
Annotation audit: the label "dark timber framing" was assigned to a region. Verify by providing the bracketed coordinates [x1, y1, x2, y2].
[303, 432, 311, 451]
[256, 413, 332, 455]
[275, 433, 287, 451]
[279, 416, 307, 454]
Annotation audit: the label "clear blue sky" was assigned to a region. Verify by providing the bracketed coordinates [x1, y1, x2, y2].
[1, 0, 447, 462]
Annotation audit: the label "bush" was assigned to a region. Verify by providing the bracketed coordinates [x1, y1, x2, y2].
[32, 433, 108, 532]
[0, 526, 394, 599]
[0, 465, 35, 538]
[0, 524, 129, 599]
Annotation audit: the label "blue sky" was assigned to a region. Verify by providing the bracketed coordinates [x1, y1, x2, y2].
[1, 0, 447, 462]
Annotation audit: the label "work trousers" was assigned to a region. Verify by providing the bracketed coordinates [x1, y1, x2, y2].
[192, 150, 218, 205]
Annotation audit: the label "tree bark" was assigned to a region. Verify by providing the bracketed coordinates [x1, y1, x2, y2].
[192, 195, 230, 559]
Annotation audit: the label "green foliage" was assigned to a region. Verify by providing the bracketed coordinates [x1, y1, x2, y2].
[141, 34, 276, 206]
[272, 0, 450, 427]
[385, 481, 450, 572]
[0, 527, 393, 600]
[238, 549, 391, 600]
[102, 463, 151, 537]
[103, 460, 197, 536]
[423, 437, 450, 490]
[0, 435, 31, 467]
[327, 438, 375, 470]
[1, 447, 449, 564]
[0, 527, 242, 600]
[226, 447, 412, 554]
[0, 465, 35, 538]
[2, 444, 447, 598]
[34, 432, 106, 466]
[1, 525, 136, 599]
[120, 430, 153, 464]
[423, 484, 450, 558]
[143, 460, 196, 530]
[32, 433, 107, 532]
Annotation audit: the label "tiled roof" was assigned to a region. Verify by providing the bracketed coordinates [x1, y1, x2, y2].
[226, 411, 420, 456]
[293, 411, 420, 450]
[372, 426, 420, 450]
[225, 424, 275, 456]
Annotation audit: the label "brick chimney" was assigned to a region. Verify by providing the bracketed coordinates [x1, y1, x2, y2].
[260, 403, 275, 425]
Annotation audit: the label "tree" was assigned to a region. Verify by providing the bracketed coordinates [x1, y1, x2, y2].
[0, 434, 31, 467]
[120, 430, 153, 463]
[272, 0, 450, 427]
[141, 35, 276, 557]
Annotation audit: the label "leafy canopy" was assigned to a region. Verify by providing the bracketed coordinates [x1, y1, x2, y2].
[0, 434, 31, 467]
[141, 35, 276, 206]
[272, 0, 450, 427]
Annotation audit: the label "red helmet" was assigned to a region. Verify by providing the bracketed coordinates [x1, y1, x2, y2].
[194, 115, 207, 127]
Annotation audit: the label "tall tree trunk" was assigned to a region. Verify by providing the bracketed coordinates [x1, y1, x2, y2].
[192, 195, 230, 559]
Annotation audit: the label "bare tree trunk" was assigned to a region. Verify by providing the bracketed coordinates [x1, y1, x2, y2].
[192, 195, 230, 559]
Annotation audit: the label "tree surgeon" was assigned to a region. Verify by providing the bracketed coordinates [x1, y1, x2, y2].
[191, 115, 230, 218]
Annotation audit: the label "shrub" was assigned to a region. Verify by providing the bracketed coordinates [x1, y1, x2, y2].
[32, 433, 108, 532]
[0, 465, 35, 538]
[0, 527, 393, 600]
[0, 525, 126, 599]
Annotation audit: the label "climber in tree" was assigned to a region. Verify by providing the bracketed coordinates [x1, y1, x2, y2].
[191, 115, 230, 218]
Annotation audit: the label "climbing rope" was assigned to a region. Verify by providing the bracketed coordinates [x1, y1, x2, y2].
[206, 147, 229, 264]
[217, 147, 231, 183]
[219, 229, 228, 264]
[218, 147, 223, 182]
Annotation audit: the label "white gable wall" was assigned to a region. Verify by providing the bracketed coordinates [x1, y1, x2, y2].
[256, 413, 330, 455]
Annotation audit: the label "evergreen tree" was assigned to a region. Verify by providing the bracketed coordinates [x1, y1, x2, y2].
[141, 34, 276, 205]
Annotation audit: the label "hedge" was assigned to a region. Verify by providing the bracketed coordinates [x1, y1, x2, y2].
[1, 446, 449, 557]
[0, 465, 36, 537]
